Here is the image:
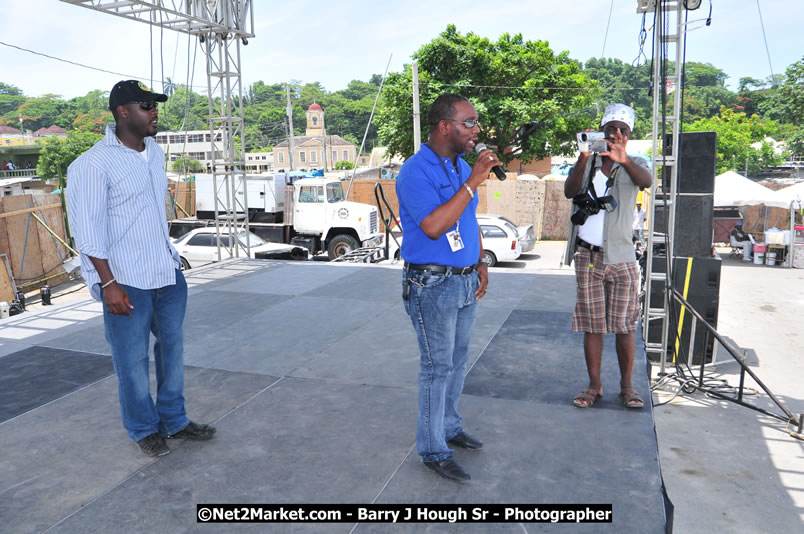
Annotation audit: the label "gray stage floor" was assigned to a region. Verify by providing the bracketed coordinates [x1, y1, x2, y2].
[0, 259, 669, 533]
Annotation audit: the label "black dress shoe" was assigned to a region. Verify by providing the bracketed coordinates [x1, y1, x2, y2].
[137, 433, 171, 457]
[167, 421, 216, 440]
[447, 431, 483, 450]
[423, 459, 471, 484]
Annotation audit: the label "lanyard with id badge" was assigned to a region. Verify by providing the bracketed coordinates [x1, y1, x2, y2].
[438, 156, 466, 252]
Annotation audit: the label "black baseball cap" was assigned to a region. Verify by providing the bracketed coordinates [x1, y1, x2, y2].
[109, 80, 168, 110]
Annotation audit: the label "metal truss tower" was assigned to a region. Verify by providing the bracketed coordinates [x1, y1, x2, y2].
[637, 0, 685, 377]
[62, 1, 255, 260]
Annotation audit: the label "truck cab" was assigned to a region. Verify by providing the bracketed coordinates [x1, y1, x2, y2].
[292, 177, 381, 258]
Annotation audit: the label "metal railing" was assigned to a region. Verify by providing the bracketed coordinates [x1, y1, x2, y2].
[373, 182, 401, 262]
[0, 169, 38, 179]
[667, 287, 802, 434]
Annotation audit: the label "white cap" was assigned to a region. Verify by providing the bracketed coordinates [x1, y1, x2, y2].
[601, 104, 635, 131]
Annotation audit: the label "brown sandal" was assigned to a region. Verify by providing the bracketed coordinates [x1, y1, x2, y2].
[619, 388, 644, 409]
[573, 388, 602, 408]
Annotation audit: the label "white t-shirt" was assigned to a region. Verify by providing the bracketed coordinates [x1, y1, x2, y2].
[633, 208, 646, 231]
[139, 143, 149, 162]
[577, 169, 608, 247]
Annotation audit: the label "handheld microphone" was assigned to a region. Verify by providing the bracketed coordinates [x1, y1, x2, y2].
[474, 143, 506, 180]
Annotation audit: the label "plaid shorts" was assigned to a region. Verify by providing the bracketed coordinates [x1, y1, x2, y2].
[572, 247, 640, 334]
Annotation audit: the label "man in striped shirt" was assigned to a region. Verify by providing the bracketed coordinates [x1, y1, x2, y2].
[67, 80, 216, 457]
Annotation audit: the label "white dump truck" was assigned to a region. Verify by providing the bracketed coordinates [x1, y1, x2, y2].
[172, 174, 382, 260]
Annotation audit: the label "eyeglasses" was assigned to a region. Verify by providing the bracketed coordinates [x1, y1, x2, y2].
[445, 118, 480, 128]
[603, 125, 629, 136]
[131, 101, 159, 111]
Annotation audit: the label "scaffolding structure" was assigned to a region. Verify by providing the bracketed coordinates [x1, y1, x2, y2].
[638, 0, 685, 376]
[62, 0, 255, 261]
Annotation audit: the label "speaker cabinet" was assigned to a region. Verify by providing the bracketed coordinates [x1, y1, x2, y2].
[653, 195, 714, 257]
[646, 255, 721, 365]
[662, 131, 717, 194]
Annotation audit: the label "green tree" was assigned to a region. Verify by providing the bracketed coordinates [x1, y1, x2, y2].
[377, 26, 597, 163]
[681, 63, 737, 122]
[777, 55, 804, 124]
[242, 81, 289, 151]
[685, 107, 785, 175]
[171, 154, 204, 174]
[36, 131, 102, 180]
[0, 82, 25, 117]
[786, 128, 804, 158]
[582, 57, 653, 138]
[334, 160, 355, 170]
[16, 94, 67, 131]
[163, 77, 177, 97]
[159, 85, 208, 132]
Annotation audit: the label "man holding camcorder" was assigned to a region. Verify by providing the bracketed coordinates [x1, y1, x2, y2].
[563, 104, 652, 410]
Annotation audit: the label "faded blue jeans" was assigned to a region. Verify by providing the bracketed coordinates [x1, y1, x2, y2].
[403, 267, 479, 462]
[103, 270, 190, 442]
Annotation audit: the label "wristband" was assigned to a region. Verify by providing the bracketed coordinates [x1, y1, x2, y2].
[462, 183, 474, 199]
[101, 278, 116, 289]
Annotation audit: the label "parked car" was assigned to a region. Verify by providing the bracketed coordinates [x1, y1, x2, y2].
[173, 228, 296, 269]
[480, 214, 536, 253]
[476, 215, 522, 266]
[384, 215, 521, 267]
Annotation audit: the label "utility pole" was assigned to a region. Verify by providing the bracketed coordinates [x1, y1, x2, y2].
[412, 61, 422, 153]
[322, 117, 328, 172]
[286, 84, 296, 171]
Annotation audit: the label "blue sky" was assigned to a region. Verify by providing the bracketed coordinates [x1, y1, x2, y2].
[1, 1, 801, 99]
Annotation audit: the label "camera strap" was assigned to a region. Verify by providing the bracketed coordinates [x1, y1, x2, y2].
[583, 154, 601, 202]
[588, 157, 620, 201]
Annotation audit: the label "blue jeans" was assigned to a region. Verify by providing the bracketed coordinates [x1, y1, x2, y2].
[403, 268, 479, 462]
[103, 270, 190, 441]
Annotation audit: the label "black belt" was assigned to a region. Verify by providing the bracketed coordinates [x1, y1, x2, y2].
[576, 238, 603, 253]
[405, 262, 476, 275]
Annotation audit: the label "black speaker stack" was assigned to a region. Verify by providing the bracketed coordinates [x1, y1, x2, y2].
[647, 132, 721, 365]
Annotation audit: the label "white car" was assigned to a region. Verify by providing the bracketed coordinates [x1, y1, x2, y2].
[173, 228, 296, 269]
[482, 214, 536, 253]
[476, 215, 522, 266]
[388, 215, 522, 267]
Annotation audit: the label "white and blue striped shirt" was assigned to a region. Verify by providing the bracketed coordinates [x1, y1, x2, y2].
[67, 124, 180, 301]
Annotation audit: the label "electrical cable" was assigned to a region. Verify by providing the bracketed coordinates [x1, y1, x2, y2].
[755, 0, 776, 86]
[630, 13, 649, 108]
[0, 40, 148, 82]
[149, 11, 154, 89]
[0, 39, 207, 91]
[159, 9, 165, 96]
[418, 82, 720, 91]
[601, 0, 615, 58]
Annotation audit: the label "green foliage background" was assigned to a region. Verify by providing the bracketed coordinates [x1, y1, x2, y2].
[2, 33, 801, 179]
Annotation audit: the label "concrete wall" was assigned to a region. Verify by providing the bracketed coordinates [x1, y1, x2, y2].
[542, 181, 572, 240]
[347, 175, 573, 240]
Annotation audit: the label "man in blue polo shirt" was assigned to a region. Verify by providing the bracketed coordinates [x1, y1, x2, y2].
[396, 93, 500, 483]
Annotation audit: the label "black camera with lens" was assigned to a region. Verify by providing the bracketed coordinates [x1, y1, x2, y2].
[570, 192, 617, 226]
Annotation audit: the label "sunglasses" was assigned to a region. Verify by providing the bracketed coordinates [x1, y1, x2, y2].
[130, 101, 159, 111]
[445, 118, 480, 128]
[603, 125, 629, 136]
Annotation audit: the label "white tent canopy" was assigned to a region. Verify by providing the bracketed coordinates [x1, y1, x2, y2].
[770, 181, 804, 208]
[713, 171, 789, 209]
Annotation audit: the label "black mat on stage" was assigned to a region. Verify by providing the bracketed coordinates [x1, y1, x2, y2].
[0, 346, 114, 423]
[0, 261, 668, 533]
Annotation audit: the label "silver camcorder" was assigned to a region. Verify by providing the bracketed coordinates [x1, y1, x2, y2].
[576, 131, 610, 153]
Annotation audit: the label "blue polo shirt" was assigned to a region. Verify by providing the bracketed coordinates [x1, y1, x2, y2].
[396, 143, 480, 267]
